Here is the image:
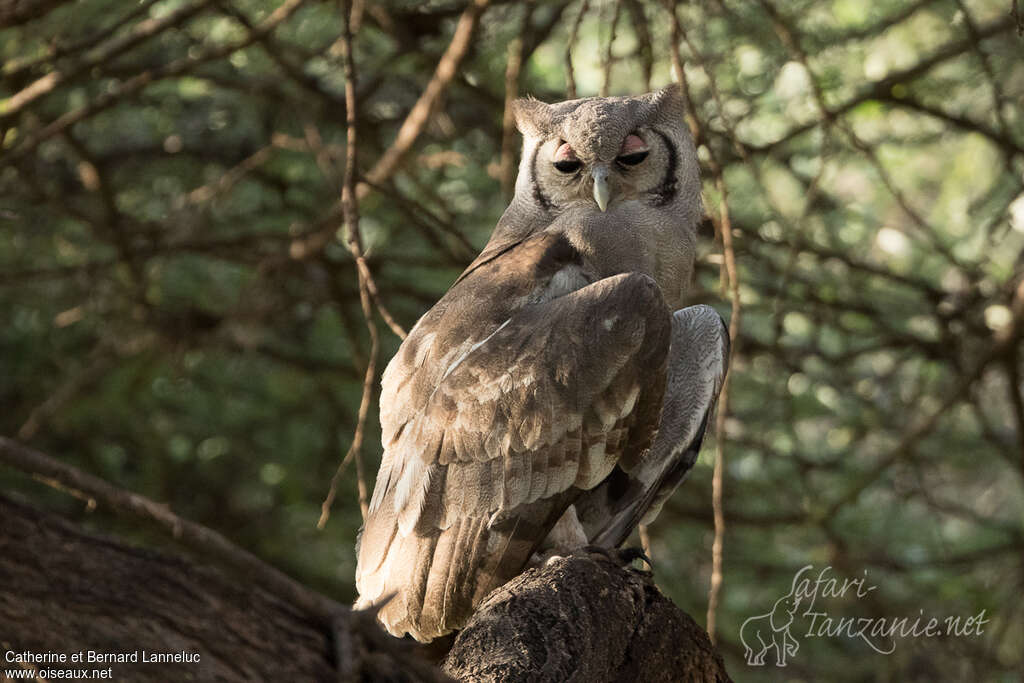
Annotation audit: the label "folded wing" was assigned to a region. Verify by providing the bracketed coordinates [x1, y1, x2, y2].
[576, 304, 730, 548]
[355, 232, 672, 641]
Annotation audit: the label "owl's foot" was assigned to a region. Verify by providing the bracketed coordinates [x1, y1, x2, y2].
[580, 544, 653, 572]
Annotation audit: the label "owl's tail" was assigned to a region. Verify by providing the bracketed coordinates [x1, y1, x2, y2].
[355, 490, 572, 642]
[355, 514, 498, 642]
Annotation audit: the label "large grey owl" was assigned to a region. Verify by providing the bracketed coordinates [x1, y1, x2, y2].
[354, 86, 729, 642]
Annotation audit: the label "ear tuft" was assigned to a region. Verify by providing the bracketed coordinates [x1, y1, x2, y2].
[646, 85, 686, 125]
[511, 96, 553, 138]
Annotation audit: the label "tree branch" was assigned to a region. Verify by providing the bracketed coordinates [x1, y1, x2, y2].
[359, 0, 490, 195]
[0, 493, 452, 682]
[443, 553, 732, 682]
[0, 436, 341, 623]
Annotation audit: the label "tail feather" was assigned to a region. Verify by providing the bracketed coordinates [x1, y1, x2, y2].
[361, 516, 489, 641]
[357, 491, 576, 641]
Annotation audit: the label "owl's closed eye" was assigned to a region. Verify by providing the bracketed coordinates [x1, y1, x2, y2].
[511, 87, 697, 214]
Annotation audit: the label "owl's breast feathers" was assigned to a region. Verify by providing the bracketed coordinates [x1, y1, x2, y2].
[355, 231, 674, 642]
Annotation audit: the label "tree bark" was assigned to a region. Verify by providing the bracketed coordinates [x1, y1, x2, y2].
[443, 552, 731, 682]
[0, 494, 447, 682]
[0, 494, 728, 682]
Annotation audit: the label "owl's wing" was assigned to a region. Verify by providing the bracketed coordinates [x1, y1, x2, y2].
[576, 304, 730, 548]
[355, 232, 671, 642]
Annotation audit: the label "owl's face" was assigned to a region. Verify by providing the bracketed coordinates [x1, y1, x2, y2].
[529, 130, 679, 212]
[503, 87, 701, 308]
[512, 87, 696, 216]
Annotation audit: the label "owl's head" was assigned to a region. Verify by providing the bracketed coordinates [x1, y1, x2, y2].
[511, 86, 699, 216]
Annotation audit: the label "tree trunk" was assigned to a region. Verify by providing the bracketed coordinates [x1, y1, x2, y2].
[0, 495, 728, 682]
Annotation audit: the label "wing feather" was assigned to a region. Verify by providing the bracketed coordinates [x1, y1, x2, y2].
[576, 304, 730, 547]
[355, 233, 671, 641]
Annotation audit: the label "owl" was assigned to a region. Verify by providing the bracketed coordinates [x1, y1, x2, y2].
[354, 86, 729, 642]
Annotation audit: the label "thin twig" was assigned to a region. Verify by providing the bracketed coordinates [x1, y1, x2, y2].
[564, 0, 590, 99]
[599, 0, 622, 97]
[187, 144, 275, 205]
[707, 174, 739, 644]
[359, 262, 407, 340]
[747, 14, 1016, 156]
[1, 0, 310, 165]
[637, 523, 653, 562]
[624, 0, 652, 92]
[319, 0, 375, 528]
[951, 0, 1012, 139]
[822, 278, 1024, 519]
[18, 345, 118, 441]
[1005, 350, 1024, 470]
[288, 0, 490, 262]
[2, 0, 162, 79]
[665, 0, 739, 643]
[358, 0, 491, 196]
[500, 1, 534, 201]
[1, 0, 211, 117]
[301, 122, 408, 341]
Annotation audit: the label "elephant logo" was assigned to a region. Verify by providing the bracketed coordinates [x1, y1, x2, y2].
[740, 590, 801, 666]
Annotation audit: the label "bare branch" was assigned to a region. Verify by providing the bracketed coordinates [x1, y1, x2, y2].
[0, 437, 343, 623]
[1, 0, 309, 165]
[599, 0, 622, 97]
[564, 0, 590, 99]
[319, 0, 376, 528]
[500, 2, 534, 201]
[359, 0, 491, 195]
[2, 0, 212, 116]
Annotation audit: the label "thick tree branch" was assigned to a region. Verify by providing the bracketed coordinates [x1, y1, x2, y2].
[0, 492, 729, 682]
[0, 494, 450, 682]
[0, 436, 341, 623]
[443, 553, 731, 682]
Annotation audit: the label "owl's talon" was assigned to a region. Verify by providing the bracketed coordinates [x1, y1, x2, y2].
[617, 546, 654, 569]
[579, 544, 653, 571]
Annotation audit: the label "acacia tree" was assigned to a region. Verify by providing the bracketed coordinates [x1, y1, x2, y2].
[1, 0, 1022, 680]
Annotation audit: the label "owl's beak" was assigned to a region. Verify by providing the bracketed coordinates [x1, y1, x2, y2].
[592, 165, 610, 212]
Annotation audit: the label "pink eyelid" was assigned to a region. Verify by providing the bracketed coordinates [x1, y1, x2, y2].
[620, 134, 647, 155]
[553, 142, 577, 161]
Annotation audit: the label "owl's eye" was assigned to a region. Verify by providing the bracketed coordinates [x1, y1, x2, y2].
[616, 151, 649, 166]
[553, 159, 583, 173]
[616, 133, 649, 167]
[552, 141, 581, 173]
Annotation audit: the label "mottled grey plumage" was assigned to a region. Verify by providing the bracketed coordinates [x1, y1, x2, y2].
[355, 86, 728, 642]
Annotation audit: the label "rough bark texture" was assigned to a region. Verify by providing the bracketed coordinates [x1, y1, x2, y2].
[0, 495, 727, 682]
[443, 552, 732, 683]
[0, 495, 447, 683]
